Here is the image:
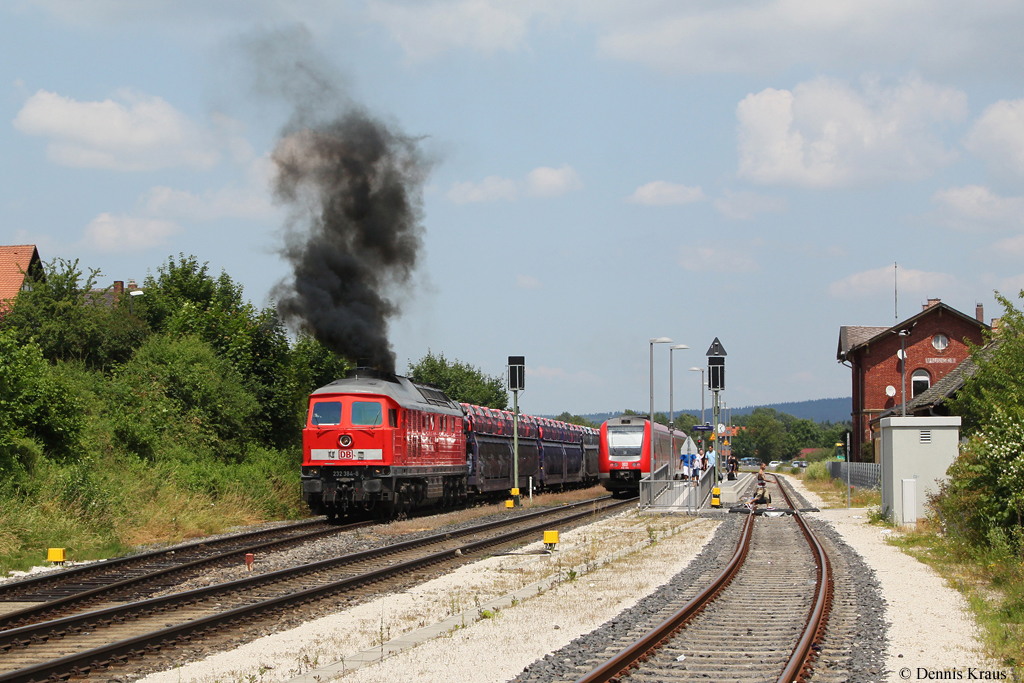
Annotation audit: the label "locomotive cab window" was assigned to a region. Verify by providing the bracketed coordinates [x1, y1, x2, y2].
[389, 409, 398, 428]
[607, 425, 645, 459]
[351, 401, 383, 426]
[311, 401, 342, 426]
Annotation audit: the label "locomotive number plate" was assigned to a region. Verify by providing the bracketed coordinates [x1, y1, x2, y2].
[311, 448, 383, 461]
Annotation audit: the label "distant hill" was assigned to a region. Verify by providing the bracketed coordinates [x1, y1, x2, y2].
[560, 397, 850, 425]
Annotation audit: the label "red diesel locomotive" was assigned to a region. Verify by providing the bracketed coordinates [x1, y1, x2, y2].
[598, 415, 684, 495]
[300, 368, 599, 519]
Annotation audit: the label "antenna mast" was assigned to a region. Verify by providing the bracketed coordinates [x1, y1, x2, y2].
[894, 262, 898, 321]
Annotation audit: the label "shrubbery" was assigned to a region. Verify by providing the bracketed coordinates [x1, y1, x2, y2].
[0, 254, 351, 573]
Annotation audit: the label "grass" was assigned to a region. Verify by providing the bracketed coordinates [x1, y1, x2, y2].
[783, 467, 881, 508]
[887, 521, 1024, 670]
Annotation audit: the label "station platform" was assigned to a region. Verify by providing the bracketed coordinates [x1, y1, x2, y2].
[639, 472, 753, 514]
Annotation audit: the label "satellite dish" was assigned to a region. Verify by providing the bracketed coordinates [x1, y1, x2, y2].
[886, 385, 897, 397]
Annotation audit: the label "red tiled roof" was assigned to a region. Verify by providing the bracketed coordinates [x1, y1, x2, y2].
[0, 245, 40, 308]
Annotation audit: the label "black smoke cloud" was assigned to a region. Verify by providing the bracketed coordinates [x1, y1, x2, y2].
[258, 28, 431, 374]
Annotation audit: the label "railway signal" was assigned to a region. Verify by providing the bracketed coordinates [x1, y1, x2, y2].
[508, 356, 525, 506]
[706, 338, 727, 482]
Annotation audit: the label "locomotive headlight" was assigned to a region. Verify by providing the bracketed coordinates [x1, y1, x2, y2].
[339, 434, 353, 448]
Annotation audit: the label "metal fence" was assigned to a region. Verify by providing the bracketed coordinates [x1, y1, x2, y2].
[639, 465, 714, 513]
[826, 461, 881, 490]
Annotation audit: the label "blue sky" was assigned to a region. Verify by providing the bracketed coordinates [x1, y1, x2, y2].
[3, 1, 1024, 416]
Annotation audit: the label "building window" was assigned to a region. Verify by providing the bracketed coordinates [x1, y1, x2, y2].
[912, 369, 931, 397]
[932, 333, 948, 351]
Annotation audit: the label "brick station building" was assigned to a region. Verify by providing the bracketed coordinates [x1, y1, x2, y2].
[837, 299, 988, 462]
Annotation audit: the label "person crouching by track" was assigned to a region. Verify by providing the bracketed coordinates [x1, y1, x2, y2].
[747, 463, 773, 511]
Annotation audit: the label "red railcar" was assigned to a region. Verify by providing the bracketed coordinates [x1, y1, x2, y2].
[598, 415, 683, 495]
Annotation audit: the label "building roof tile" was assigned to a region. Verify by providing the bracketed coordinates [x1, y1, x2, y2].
[0, 245, 41, 308]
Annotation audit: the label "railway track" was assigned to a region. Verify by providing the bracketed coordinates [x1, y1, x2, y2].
[0, 497, 630, 683]
[572, 476, 833, 683]
[0, 519, 341, 605]
[0, 519, 376, 632]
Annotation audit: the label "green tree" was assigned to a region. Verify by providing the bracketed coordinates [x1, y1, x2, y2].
[108, 334, 259, 463]
[0, 258, 149, 371]
[947, 291, 1024, 435]
[408, 351, 508, 408]
[141, 255, 305, 448]
[0, 330, 83, 480]
[555, 412, 597, 428]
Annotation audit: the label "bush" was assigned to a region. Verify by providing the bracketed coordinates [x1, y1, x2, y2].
[804, 461, 831, 482]
[931, 409, 1024, 551]
[108, 334, 259, 462]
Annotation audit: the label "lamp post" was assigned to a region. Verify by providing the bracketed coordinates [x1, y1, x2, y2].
[649, 337, 673, 475]
[129, 289, 144, 316]
[898, 329, 911, 417]
[669, 344, 689, 472]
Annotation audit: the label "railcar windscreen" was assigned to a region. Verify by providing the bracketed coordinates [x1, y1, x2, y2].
[351, 401, 384, 426]
[311, 401, 342, 425]
[607, 425, 644, 459]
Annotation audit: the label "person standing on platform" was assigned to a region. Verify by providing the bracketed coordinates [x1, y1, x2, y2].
[680, 446, 693, 481]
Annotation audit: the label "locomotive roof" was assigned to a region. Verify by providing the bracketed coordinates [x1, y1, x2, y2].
[311, 373, 464, 415]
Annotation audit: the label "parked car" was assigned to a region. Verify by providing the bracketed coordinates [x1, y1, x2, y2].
[768, 460, 783, 468]
[792, 460, 809, 468]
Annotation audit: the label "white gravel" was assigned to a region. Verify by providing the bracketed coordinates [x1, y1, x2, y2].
[137, 511, 720, 683]
[779, 474, 1004, 680]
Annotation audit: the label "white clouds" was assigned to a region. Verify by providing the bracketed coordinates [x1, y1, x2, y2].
[736, 77, 966, 187]
[992, 235, 1024, 258]
[366, 0, 545, 61]
[13, 89, 221, 171]
[828, 266, 956, 299]
[931, 185, 1024, 231]
[140, 184, 277, 222]
[627, 181, 705, 206]
[525, 164, 582, 197]
[446, 176, 518, 204]
[446, 165, 581, 203]
[591, 3, 1024, 76]
[81, 213, 181, 252]
[964, 99, 1024, 180]
[713, 190, 787, 220]
[516, 274, 541, 290]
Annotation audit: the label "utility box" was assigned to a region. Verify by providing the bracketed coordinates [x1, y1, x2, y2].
[879, 416, 961, 527]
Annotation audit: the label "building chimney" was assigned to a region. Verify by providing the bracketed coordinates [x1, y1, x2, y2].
[113, 281, 124, 294]
[127, 279, 137, 290]
[991, 318, 1002, 334]
[976, 303, 984, 323]
[923, 298, 941, 311]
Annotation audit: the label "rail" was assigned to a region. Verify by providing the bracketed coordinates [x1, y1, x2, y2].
[575, 476, 834, 683]
[0, 498, 631, 683]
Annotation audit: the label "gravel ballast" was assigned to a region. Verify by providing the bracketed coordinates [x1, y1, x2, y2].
[129, 477, 1009, 683]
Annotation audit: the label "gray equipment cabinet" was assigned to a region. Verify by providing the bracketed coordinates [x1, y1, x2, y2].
[879, 416, 961, 527]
